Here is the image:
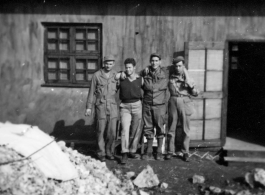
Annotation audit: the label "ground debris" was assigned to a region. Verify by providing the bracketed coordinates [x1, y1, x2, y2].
[0, 122, 77, 180]
[133, 165, 159, 188]
[236, 190, 252, 195]
[125, 171, 136, 179]
[0, 141, 136, 195]
[224, 189, 236, 195]
[139, 190, 149, 195]
[209, 186, 222, 194]
[245, 168, 265, 188]
[0, 145, 51, 195]
[160, 182, 168, 189]
[192, 174, 205, 184]
[199, 185, 265, 195]
[189, 151, 219, 161]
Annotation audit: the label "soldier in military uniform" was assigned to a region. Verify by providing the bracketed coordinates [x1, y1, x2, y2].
[141, 53, 168, 161]
[85, 55, 118, 162]
[165, 56, 199, 162]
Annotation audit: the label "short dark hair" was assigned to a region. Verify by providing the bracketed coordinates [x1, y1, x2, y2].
[124, 58, 136, 66]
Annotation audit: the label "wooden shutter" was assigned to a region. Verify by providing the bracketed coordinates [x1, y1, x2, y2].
[184, 42, 227, 147]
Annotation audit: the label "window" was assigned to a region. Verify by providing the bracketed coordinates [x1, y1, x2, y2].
[41, 23, 102, 87]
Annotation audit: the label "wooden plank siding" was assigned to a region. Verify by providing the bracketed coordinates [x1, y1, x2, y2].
[1, 1, 265, 145]
[2, 2, 265, 71]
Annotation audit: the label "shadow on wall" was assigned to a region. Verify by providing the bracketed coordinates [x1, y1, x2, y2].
[50, 119, 97, 142]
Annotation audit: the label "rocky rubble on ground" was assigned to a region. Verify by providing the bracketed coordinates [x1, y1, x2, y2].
[192, 170, 265, 195]
[0, 142, 136, 195]
[245, 168, 265, 189]
[199, 186, 265, 195]
[133, 165, 160, 188]
[192, 174, 206, 184]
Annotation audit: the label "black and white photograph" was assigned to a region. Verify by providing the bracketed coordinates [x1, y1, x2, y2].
[1, 0, 265, 194]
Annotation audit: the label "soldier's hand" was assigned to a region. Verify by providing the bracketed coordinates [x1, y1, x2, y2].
[120, 72, 127, 80]
[85, 109, 92, 116]
[143, 67, 149, 75]
[115, 72, 121, 80]
[187, 82, 195, 89]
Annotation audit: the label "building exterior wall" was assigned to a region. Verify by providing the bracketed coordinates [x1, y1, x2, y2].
[1, 1, 265, 138]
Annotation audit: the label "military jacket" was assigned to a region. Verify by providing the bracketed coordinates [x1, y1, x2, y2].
[168, 73, 199, 97]
[142, 66, 168, 105]
[86, 69, 118, 119]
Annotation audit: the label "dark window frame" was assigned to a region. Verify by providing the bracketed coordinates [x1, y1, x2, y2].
[41, 22, 102, 88]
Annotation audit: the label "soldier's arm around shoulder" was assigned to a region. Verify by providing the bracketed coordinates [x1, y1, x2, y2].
[161, 65, 170, 76]
[140, 66, 150, 77]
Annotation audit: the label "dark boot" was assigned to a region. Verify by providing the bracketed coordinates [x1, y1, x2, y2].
[157, 138, 164, 154]
[156, 138, 164, 161]
[165, 153, 172, 160]
[142, 152, 154, 160]
[183, 153, 190, 162]
[156, 152, 164, 161]
[98, 155, 106, 162]
[142, 139, 154, 160]
[146, 138, 154, 153]
[128, 153, 140, 159]
[106, 155, 115, 160]
[121, 153, 128, 164]
[166, 136, 173, 160]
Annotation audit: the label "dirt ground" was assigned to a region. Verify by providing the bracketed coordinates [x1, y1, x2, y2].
[77, 146, 265, 195]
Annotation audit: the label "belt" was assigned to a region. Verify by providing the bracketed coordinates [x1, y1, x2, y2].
[171, 94, 189, 98]
[121, 99, 141, 104]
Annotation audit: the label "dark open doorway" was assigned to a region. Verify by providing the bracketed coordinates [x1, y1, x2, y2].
[227, 41, 265, 146]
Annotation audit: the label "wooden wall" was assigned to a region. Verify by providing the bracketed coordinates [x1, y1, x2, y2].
[1, 0, 265, 139]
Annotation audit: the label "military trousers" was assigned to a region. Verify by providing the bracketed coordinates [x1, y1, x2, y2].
[143, 103, 166, 139]
[97, 116, 117, 157]
[167, 96, 194, 154]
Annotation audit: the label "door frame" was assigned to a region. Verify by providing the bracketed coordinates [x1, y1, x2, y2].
[224, 38, 265, 146]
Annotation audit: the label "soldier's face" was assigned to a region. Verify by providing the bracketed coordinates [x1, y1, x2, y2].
[150, 57, 161, 70]
[125, 63, 135, 76]
[174, 61, 184, 74]
[104, 61, 115, 71]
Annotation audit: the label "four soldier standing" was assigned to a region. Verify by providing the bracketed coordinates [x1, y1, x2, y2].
[85, 54, 198, 163]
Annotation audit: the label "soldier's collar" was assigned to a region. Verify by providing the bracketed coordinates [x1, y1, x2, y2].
[149, 66, 161, 73]
[100, 69, 116, 79]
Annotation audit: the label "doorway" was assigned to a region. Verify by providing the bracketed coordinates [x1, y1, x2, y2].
[227, 41, 265, 146]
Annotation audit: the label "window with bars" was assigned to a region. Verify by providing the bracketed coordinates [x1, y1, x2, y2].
[42, 23, 102, 87]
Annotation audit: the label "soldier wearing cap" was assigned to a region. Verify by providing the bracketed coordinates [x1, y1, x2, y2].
[141, 53, 168, 161]
[165, 56, 199, 162]
[85, 55, 118, 162]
